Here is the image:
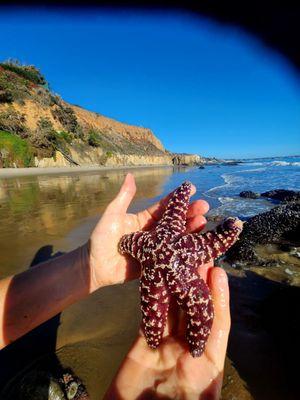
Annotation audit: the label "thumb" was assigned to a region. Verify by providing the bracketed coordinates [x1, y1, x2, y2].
[107, 173, 137, 213]
[205, 267, 231, 370]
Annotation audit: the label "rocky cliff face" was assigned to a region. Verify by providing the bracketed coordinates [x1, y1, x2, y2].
[0, 62, 202, 168]
[172, 153, 204, 166]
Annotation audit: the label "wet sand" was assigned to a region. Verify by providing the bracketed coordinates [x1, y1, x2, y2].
[0, 164, 172, 179]
[0, 167, 299, 399]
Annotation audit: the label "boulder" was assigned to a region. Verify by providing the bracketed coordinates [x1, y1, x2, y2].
[239, 191, 260, 199]
[261, 189, 300, 203]
[226, 203, 300, 263]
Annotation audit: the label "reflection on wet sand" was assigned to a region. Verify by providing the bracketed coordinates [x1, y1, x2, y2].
[0, 167, 173, 278]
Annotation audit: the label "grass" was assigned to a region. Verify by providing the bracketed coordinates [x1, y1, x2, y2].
[0, 130, 34, 167]
[0, 62, 46, 85]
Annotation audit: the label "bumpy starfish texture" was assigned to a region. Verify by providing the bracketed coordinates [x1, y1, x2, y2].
[119, 181, 243, 357]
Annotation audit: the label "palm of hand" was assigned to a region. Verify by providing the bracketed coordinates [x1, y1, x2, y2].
[88, 174, 207, 290]
[105, 262, 229, 400]
[89, 209, 142, 288]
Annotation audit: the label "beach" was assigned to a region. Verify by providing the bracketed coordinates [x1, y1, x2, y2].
[0, 164, 173, 179]
[0, 160, 299, 399]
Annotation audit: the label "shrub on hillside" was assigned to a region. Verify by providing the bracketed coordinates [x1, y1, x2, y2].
[88, 130, 101, 147]
[51, 105, 83, 138]
[0, 89, 13, 103]
[31, 119, 74, 158]
[87, 129, 117, 153]
[0, 68, 32, 104]
[0, 107, 29, 138]
[30, 117, 56, 157]
[0, 59, 47, 85]
[51, 131, 73, 155]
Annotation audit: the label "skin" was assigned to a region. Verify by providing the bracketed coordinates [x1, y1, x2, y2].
[0, 173, 230, 400]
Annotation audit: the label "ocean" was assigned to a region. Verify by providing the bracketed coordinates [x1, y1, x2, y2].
[155, 156, 300, 220]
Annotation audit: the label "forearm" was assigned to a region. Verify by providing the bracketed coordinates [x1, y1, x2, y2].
[0, 244, 92, 349]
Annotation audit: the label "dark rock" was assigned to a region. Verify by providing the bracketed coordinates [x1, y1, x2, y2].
[226, 203, 300, 264]
[239, 191, 260, 199]
[198, 165, 205, 169]
[261, 189, 300, 203]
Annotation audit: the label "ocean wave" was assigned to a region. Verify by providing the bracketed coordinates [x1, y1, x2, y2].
[269, 161, 300, 167]
[209, 196, 273, 218]
[239, 167, 267, 173]
[205, 170, 260, 197]
[242, 162, 265, 166]
[205, 173, 241, 196]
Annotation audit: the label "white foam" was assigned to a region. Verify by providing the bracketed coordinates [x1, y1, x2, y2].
[269, 161, 300, 167]
[242, 162, 264, 166]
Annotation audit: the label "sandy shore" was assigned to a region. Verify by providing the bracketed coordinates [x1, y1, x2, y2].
[0, 164, 173, 178]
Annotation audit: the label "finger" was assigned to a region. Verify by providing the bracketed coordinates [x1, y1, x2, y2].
[186, 200, 209, 218]
[205, 268, 230, 369]
[186, 215, 207, 233]
[146, 184, 196, 222]
[107, 173, 136, 214]
[197, 261, 214, 282]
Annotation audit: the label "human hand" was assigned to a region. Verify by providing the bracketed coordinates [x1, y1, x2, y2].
[86, 173, 209, 291]
[104, 265, 230, 400]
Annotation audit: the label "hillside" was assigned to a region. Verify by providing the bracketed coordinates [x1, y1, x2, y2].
[0, 61, 202, 168]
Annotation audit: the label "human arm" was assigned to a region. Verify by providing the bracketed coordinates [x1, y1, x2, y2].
[0, 173, 209, 349]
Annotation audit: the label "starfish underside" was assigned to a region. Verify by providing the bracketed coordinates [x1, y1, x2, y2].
[119, 181, 243, 357]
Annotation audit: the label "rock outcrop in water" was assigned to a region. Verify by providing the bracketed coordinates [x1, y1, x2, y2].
[239, 189, 300, 203]
[172, 153, 204, 166]
[261, 189, 300, 203]
[239, 191, 260, 199]
[226, 203, 300, 264]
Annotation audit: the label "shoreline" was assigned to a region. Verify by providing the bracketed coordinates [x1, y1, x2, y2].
[0, 164, 174, 178]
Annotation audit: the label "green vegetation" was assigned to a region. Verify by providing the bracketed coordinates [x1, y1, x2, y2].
[30, 118, 75, 158]
[0, 60, 54, 106]
[29, 117, 56, 158]
[51, 105, 83, 137]
[87, 129, 117, 152]
[51, 131, 73, 155]
[0, 107, 29, 138]
[0, 68, 32, 104]
[0, 59, 46, 85]
[55, 130, 73, 144]
[88, 130, 101, 147]
[0, 131, 34, 167]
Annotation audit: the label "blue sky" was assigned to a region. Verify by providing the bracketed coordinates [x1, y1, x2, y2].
[0, 7, 299, 158]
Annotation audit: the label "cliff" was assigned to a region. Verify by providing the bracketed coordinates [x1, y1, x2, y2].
[0, 61, 202, 168]
[172, 153, 204, 166]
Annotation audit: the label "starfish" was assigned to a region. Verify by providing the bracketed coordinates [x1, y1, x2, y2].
[119, 181, 243, 357]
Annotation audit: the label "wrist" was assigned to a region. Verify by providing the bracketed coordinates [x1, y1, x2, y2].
[81, 240, 104, 293]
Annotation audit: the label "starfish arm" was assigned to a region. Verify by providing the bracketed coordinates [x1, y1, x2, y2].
[175, 217, 243, 263]
[140, 269, 170, 349]
[155, 181, 192, 236]
[166, 263, 214, 357]
[118, 231, 146, 261]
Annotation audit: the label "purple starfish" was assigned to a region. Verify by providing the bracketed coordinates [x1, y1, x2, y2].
[119, 181, 243, 357]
